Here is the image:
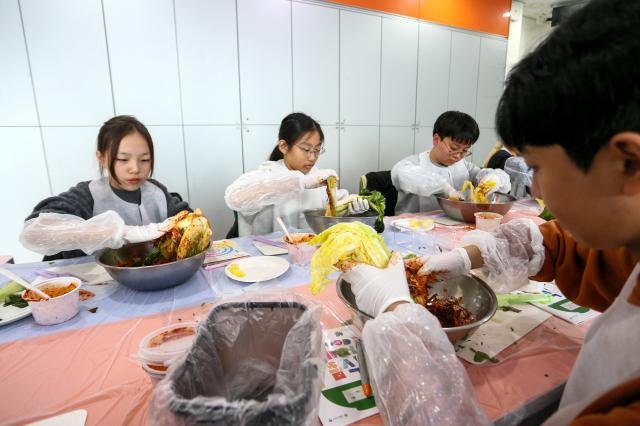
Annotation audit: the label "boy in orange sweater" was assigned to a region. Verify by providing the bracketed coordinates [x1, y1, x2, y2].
[343, 0, 640, 424]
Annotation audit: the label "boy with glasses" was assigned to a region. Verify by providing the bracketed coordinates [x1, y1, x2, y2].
[391, 110, 510, 214]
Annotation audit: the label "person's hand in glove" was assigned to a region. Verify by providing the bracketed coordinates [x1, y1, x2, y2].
[443, 182, 465, 200]
[302, 169, 338, 189]
[341, 252, 413, 317]
[476, 169, 511, 199]
[418, 247, 472, 282]
[347, 197, 369, 215]
[123, 218, 173, 244]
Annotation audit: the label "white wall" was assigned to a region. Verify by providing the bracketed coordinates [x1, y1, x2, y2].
[520, 16, 553, 58]
[1, 0, 507, 262]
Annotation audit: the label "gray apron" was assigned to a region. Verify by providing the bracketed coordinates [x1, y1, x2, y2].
[89, 177, 167, 225]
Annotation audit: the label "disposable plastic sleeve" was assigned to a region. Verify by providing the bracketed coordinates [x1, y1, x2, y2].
[391, 159, 448, 197]
[461, 218, 545, 292]
[225, 168, 306, 215]
[362, 303, 490, 426]
[19, 210, 126, 256]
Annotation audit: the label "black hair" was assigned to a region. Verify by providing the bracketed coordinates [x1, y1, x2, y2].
[496, 0, 640, 171]
[97, 115, 154, 184]
[432, 111, 480, 145]
[269, 112, 325, 161]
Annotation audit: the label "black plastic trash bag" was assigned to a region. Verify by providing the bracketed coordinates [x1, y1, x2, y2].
[148, 292, 324, 425]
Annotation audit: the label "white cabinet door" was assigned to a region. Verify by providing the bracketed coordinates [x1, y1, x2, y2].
[41, 127, 101, 194]
[414, 126, 434, 154]
[448, 31, 481, 116]
[0, 0, 38, 126]
[339, 126, 379, 194]
[175, 0, 240, 125]
[473, 127, 499, 167]
[340, 11, 381, 126]
[147, 126, 189, 199]
[379, 126, 415, 170]
[21, 0, 113, 126]
[184, 125, 243, 239]
[241, 125, 279, 172]
[292, 2, 339, 125]
[416, 23, 451, 128]
[476, 37, 507, 129]
[237, 0, 292, 125]
[315, 125, 339, 172]
[0, 128, 50, 262]
[104, 0, 181, 125]
[380, 18, 418, 126]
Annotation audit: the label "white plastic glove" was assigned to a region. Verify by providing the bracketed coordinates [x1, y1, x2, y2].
[476, 169, 511, 197]
[442, 182, 464, 200]
[341, 252, 413, 317]
[302, 169, 338, 189]
[461, 218, 544, 292]
[418, 247, 471, 282]
[123, 219, 171, 244]
[347, 197, 369, 215]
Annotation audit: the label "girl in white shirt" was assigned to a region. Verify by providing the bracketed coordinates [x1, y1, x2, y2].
[225, 113, 365, 236]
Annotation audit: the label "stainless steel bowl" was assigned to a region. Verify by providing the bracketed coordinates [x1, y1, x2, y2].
[435, 192, 516, 223]
[95, 242, 206, 291]
[337, 274, 497, 344]
[303, 209, 378, 234]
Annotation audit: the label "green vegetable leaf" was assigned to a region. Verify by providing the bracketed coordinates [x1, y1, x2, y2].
[4, 293, 28, 309]
[359, 180, 386, 232]
[470, 348, 499, 363]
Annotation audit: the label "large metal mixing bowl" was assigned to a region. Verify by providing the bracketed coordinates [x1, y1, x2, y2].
[95, 242, 206, 291]
[303, 209, 378, 234]
[435, 192, 516, 223]
[337, 274, 497, 344]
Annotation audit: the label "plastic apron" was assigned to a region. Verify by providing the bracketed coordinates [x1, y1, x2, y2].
[395, 152, 476, 214]
[89, 177, 167, 226]
[544, 262, 640, 425]
[237, 163, 347, 236]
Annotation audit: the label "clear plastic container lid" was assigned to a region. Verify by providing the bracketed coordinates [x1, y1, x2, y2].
[138, 322, 198, 367]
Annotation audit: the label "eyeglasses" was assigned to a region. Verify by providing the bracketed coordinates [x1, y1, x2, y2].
[441, 139, 472, 158]
[294, 144, 325, 158]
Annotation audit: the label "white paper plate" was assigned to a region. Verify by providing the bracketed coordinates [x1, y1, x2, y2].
[225, 256, 290, 283]
[391, 217, 435, 232]
[0, 303, 32, 326]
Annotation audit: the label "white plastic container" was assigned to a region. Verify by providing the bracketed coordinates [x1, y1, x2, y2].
[22, 277, 82, 325]
[474, 212, 503, 232]
[284, 233, 317, 266]
[137, 322, 198, 379]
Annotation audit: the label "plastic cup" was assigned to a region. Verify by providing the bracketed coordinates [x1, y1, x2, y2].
[22, 277, 82, 325]
[474, 212, 503, 232]
[137, 322, 198, 381]
[284, 233, 317, 266]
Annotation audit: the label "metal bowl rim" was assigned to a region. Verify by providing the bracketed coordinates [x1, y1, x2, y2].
[336, 274, 497, 332]
[94, 244, 208, 271]
[434, 192, 516, 206]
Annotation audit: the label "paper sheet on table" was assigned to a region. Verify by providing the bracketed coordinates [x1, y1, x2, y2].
[319, 326, 378, 426]
[531, 282, 601, 325]
[456, 303, 551, 364]
[47, 263, 111, 284]
[253, 240, 288, 256]
[204, 239, 250, 266]
[26, 409, 87, 426]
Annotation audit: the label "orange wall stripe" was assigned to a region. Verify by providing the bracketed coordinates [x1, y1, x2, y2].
[322, 0, 510, 37]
